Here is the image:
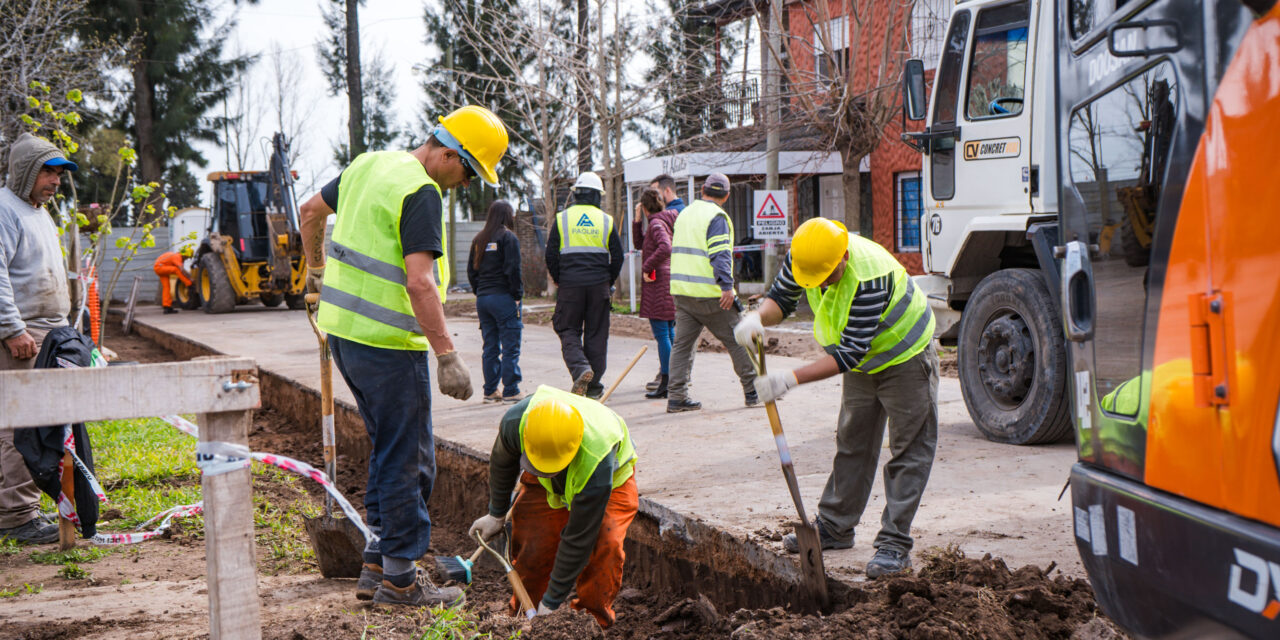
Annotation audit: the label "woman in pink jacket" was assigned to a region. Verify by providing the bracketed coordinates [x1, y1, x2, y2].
[632, 188, 679, 398]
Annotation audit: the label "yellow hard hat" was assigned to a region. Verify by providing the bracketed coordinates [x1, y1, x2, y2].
[521, 398, 584, 476]
[790, 218, 849, 289]
[436, 105, 509, 188]
[180, 245, 194, 258]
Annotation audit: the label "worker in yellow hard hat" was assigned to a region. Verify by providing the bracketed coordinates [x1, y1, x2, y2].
[297, 105, 509, 607]
[469, 386, 638, 628]
[733, 217, 938, 579]
[153, 246, 195, 314]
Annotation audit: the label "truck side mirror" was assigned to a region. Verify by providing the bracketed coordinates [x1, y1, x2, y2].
[903, 59, 927, 121]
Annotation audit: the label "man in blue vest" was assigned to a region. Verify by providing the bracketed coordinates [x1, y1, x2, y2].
[544, 172, 624, 398]
[298, 105, 508, 607]
[734, 217, 938, 579]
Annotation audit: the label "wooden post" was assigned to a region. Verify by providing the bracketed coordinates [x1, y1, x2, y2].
[199, 409, 261, 640]
[57, 451, 76, 550]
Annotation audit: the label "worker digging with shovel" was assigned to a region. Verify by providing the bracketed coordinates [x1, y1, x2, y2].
[298, 105, 508, 607]
[469, 386, 638, 628]
[734, 217, 938, 579]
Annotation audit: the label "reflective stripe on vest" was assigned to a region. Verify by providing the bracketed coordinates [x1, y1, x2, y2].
[669, 199, 734, 298]
[806, 233, 935, 374]
[517, 385, 636, 510]
[558, 204, 612, 254]
[317, 151, 449, 351]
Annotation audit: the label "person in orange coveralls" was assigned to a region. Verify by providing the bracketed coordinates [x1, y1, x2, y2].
[153, 246, 193, 314]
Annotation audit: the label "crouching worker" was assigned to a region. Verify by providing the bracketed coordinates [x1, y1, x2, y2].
[153, 246, 193, 314]
[469, 385, 638, 627]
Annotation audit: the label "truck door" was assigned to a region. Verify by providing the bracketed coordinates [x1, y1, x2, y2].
[925, 0, 1037, 272]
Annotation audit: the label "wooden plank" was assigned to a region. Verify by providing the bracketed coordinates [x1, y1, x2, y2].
[0, 357, 259, 430]
[58, 452, 77, 550]
[200, 410, 262, 639]
[121, 275, 142, 336]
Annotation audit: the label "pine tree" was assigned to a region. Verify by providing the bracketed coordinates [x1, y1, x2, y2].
[641, 0, 739, 150]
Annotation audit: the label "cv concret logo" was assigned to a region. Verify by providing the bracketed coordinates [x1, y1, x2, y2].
[576, 213, 595, 227]
[1228, 548, 1280, 620]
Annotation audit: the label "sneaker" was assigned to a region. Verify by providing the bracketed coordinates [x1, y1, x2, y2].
[0, 517, 59, 545]
[482, 392, 503, 404]
[666, 397, 702, 413]
[502, 391, 525, 404]
[744, 390, 760, 407]
[645, 373, 663, 391]
[356, 563, 383, 601]
[373, 567, 465, 608]
[571, 370, 594, 396]
[162, 307, 179, 315]
[782, 519, 852, 554]
[866, 547, 912, 578]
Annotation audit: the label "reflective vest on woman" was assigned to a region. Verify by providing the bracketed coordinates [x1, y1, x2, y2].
[556, 204, 613, 279]
[317, 151, 450, 351]
[669, 199, 734, 298]
[518, 385, 636, 510]
[807, 233, 934, 374]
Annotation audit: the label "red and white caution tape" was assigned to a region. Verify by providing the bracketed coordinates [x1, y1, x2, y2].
[91, 502, 203, 546]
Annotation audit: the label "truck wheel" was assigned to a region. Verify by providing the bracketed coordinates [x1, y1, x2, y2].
[199, 254, 237, 314]
[284, 293, 307, 310]
[958, 268, 1071, 444]
[259, 292, 283, 307]
[175, 280, 201, 310]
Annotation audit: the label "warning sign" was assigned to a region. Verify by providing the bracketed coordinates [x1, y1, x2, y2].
[753, 190, 789, 239]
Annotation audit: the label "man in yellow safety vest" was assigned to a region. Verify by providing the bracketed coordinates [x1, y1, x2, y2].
[734, 217, 938, 579]
[298, 105, 508, 606]
[544, 171, 623, 398]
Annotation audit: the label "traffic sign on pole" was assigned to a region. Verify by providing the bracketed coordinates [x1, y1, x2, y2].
[753, 190, 789, 239]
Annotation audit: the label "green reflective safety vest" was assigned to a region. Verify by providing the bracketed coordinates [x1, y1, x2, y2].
[557, 204, 613, 254]
[518, 385, 636, 510]
[807, 233, 934, 374]
[317, 151, 450, 351]
[670, 199, 734, 298]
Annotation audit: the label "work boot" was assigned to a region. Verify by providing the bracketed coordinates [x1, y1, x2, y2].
[644, 374, 668, 399]
[571, 370, 594, 396]
[162, 306, 179, 315]
[502, 391, 525, 404]
[481, 391, 503, 404]
[645, 372, 663, 392]
[373, 567, 465, 608]
[865, 547, 912, 578]
[666, 397, 701, 413]
[585, 383, 605, 400]
[782, 519, 851, 554]
[744, 390, 760, 407]
[356, 562, 383, 601]
[0, 517, 59, 545]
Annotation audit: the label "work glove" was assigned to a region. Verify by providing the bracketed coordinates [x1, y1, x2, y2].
[734, 311, 764, 350]
[754, 370, 798, 404]
[436, 350, 474, 401]
[535, 601, 557, 616]
[305, 265, 325, 295]
[469, 514, 504, 541]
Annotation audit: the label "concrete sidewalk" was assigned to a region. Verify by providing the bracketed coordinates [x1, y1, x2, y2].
[129, 304, 1081, 579]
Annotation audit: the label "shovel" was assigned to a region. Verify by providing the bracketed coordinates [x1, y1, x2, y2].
[302, 293, 366, 578]
[750, 335, 830, 609]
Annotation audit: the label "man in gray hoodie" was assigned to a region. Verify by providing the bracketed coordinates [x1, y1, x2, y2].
[0, 132, 77, 544]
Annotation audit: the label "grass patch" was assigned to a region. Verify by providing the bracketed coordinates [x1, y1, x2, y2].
[252, 465, 316, 574]
[356, 606, 511, 640]
[56, 563, 89, 580]
[0, 537, 20, 555]
[0, 583, 43, 598]
[30, 546, 112, 565]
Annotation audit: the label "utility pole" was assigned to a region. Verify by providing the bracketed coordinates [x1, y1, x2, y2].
[576, 0, 592, 173]
[345, 0, 365, 158]
[762, 2, 782, 288]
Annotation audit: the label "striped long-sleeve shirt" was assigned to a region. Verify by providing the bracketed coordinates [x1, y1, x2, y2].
[766, 250, 891, 373]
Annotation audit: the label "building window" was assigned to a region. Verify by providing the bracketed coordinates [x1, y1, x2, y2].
[815, 15, 848, 84]
[911, 0, 952, 69]
[896, 172, 923, 252]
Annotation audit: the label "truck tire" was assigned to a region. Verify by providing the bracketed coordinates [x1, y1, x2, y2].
[259, 292, 283, 307]
[199, 254, 237, 314]
[284, 293, 307, 310]
[1119, 212, 1151, 268]
[957, 268, 1072, 444]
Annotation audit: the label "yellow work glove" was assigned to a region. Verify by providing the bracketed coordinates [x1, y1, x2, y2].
[305, 265, 325, 295]
[436, 351, 473, 401]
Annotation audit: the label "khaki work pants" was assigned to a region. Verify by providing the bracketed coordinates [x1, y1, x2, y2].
[817, 343, 939, 553]
[0, 326, 49, 529]
[667, 295, 756, 402]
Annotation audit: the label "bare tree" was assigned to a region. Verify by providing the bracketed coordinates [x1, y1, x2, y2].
[266, 44, 317, 171]
[224, 52, 263, 171]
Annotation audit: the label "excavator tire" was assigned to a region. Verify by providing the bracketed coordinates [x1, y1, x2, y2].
[259, 292, 284, 307]
[957, 268, 1072, 445]
[199, 253, 237, 314]
[284, 293, 307, 310]
[175, 280, 201, 310]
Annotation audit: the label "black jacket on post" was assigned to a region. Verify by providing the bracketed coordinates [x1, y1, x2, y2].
[14, 326, 100, 538]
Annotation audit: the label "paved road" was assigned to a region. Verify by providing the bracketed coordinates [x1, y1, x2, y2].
[133, 303, 1082, 579]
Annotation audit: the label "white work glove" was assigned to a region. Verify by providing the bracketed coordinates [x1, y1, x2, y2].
[734, 311, 764, 350]
[754, 370, 798, 404]
[468, 513, 503, 541]
[535, 601, 556, 616]
[305, 264, 325, 295]
[437, 351, 473, 400]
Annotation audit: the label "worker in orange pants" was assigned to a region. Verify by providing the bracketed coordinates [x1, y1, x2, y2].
[469, 386, 638, 628]
[153, 246, 193, 313]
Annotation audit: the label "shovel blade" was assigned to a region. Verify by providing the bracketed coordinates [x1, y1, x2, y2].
[304, 514, 366, 578]
[792, 522, 830, 609]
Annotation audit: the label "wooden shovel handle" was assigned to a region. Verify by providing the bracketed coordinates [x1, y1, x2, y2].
[599, 345, 647, 404]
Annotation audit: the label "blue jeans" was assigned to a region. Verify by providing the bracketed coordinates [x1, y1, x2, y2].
[476, 293, 523, 397]
[649, 319, 676, 375]
[328, 335, 435, 561]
